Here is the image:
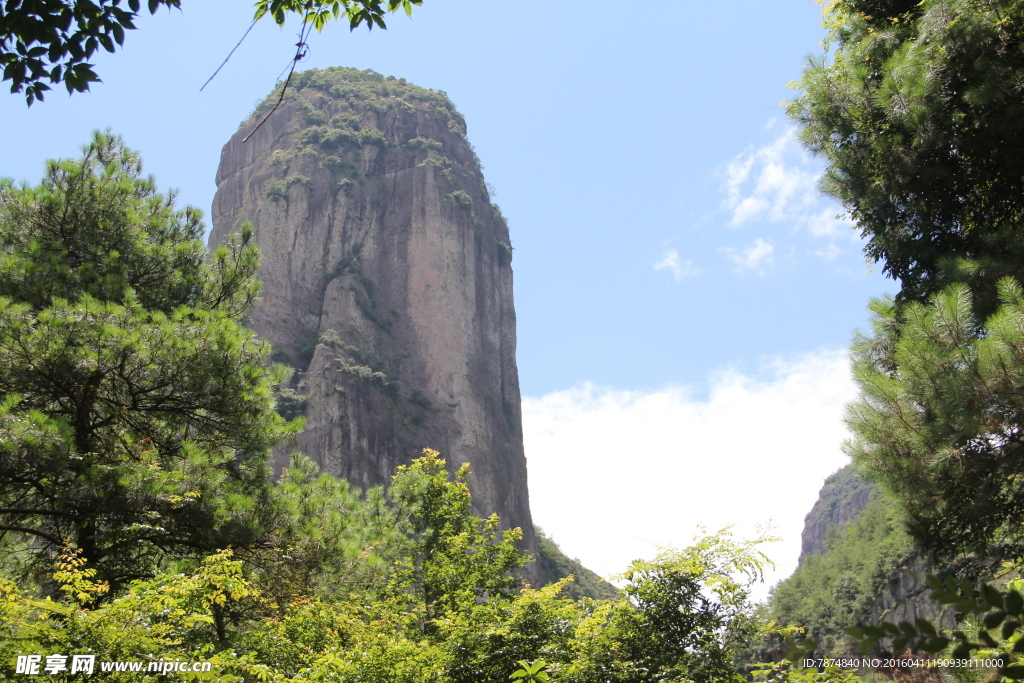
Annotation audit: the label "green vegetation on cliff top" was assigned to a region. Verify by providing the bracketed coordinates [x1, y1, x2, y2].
[246, 66, 466, 136]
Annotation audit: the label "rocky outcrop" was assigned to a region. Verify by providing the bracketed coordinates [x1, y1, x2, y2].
[789, 464, 952, 650]
[798, 463, 874, 566]
[209, 67, 539, 572]
[869, 553, 950, 627]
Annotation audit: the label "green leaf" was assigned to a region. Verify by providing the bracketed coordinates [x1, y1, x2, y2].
[957, 598, 977, 613]
[1008, 590, 1024, 616]
[920, 636, 950, 653]
[915, 618, 937, 637]
[982, 584, 1004, 610]
[1003, 664, 1024, 680]
[951, 642, 974, 659]
[984, 611, 1007, 630]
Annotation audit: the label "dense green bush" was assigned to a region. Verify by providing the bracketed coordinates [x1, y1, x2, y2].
[2, 451, 780, 682]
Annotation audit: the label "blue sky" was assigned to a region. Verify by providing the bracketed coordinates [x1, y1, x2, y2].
[0, 1, 893, 592]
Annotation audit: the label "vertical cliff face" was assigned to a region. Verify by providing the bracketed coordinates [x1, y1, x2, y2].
[209, 67, 538, 565]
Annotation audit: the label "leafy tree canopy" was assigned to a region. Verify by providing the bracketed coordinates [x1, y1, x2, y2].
[0, 131, 301, 588]
[1, 0, 423, 104]
[1, 513, 778, 683]
[385, 449, 527, 631]
[778, 4, 1024, 669]
[789, 0, 1024, 315]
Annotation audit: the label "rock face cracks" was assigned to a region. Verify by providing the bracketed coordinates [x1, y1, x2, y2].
[210, 67, 538, 566]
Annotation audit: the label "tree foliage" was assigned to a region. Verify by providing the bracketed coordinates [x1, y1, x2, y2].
[1, 0, 423, 104]
[1, 547, 275, 681]
[385, 449, 527, 630]
[849, 574, 1024, 679]
[2, 450, 776, 682]
[794, 0, 1024, 615]
[240, 451, 408, 605]
[0, 131, 301, 588]
[845, 279, 1024, 566]
[596, 531, 772, 683]
[789, 0, 1024, 315]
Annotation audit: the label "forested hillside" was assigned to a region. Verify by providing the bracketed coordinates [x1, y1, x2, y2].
[760, 469, 920, 659]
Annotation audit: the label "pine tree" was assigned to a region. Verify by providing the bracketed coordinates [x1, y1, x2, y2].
[845, 279, 1024, 565]
[0, 132, 301, 588]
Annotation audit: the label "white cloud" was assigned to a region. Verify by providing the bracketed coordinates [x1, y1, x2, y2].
[653, 248, 700, 281]
[815, 243, 841, 262]
[806, 207, 852, 240]
[721, 237, 775, 274]
[720, 126, 857, 249]
[722, 130, 813, 226]
[523, 348, 857, 600]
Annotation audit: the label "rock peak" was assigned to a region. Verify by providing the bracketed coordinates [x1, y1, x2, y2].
[210, 66, 540, 573]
